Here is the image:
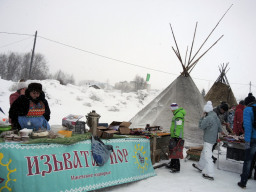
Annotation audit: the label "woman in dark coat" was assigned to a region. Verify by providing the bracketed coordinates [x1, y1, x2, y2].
[9, 83, 50, 131]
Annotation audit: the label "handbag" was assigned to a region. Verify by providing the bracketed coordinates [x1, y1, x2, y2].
[169, 137, 184, 159]
[91, 136, 113, 166]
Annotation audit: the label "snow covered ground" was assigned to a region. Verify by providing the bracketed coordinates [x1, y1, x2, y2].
[97, 147, 256, 192]
[0, 78, 160, 125]
[0, 78, 255, 191]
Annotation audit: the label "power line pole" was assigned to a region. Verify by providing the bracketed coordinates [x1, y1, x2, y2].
[29, 30, 37, 79]
[249, 81, 251, 93]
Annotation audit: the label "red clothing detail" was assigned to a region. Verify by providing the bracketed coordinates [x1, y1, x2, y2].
[233, 104, 245, 136]
[26, 101, 45, 117]
[9, 92, 20, 106]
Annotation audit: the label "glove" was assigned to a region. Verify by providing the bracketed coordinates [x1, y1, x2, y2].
[244, 142, 250, 150]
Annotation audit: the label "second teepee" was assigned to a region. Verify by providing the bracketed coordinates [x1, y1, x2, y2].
[204, 63, 237, 107]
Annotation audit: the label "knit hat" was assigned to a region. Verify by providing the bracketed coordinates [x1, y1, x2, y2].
[220, 103, 229, 112]
[204, 101, 213, 112]
[244, 93, 255, 105]
[170, 103, 178, 110]
[28, 83, 42, 93]
[239, 100, 245, 105]
[17, 82, 28, 90]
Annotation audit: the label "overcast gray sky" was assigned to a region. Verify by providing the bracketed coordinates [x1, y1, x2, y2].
[0, 0, 255, 100]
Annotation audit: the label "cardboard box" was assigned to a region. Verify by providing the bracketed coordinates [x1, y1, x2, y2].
[108, 121, 131, 134]
[96, 129, 103, 137]
[101, 130, 118, 139]
[97, 126, 108, 131]
[119, 127, 131, 134]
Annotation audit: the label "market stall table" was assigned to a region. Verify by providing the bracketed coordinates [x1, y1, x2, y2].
[0, 136, 156, 192]
[217, 136, 245, 173]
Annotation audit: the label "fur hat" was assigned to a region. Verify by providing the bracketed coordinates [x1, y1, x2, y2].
[220, 103, 229, 112]
[28, 83, 42, 92]
[204, 101, 213, 112]
[239, 100, 245, 105]
[244, 93, 255, 105]
[17, 82, 28, 90]
[170, 103, 179, 110]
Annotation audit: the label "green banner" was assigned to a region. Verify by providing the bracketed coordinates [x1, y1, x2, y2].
[146, 73, 150, 82]
[0, 138, 156, 192]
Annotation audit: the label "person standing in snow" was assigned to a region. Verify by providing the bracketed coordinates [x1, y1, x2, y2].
[213, 102, 232, 134]
[9, 82, 51, 131]
[192, 101, 222, 180]
[166, 103, 186, 173]
[238, 93, 256, 188]
[233, 100, 245, 136]
[211, 102, 230, 163]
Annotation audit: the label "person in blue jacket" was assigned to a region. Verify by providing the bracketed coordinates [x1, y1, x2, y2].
[238, 93, 256, 188]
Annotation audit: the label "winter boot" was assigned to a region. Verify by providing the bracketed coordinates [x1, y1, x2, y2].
[237, 182, 246, 189]
[170, 168, 180, 173]
[165, 161, 173, 169]
[202, 174, 214, 180]
[192, 163, 202, 172]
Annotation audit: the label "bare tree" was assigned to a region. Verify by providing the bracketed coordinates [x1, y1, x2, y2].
[134, 75, 146, 91]
[0, 54, 8, 79]
[29, 53, 49, 80]
[0, 52, 50, 81]
[5, 53, 22, 81]
[20, 53, 31, 80]
[53, 70, 75, 85]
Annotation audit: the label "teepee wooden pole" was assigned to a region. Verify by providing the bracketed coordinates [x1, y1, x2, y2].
[187, 35, 224, 71]
[189, 4, 233, 65]
[188, 22, 198, 66]
[184, 46, 189, 67]
[169, 24, 186, 71]
[172, 47, 182, 63]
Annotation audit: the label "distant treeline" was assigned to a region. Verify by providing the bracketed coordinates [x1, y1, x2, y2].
[0, 52, 74, 85]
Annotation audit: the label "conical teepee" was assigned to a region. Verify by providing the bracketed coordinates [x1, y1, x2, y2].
[130, 75, 205, 146]
[204, 63, 237, 107]
[130, 6, 231, 146]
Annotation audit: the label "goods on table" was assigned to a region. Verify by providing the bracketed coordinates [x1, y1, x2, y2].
[31, 131, 49, 138]
[58, 130, 72, 138]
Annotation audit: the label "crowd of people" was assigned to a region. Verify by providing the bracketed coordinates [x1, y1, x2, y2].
[166, 93, 256, 189]
[3, 80, 256, 189]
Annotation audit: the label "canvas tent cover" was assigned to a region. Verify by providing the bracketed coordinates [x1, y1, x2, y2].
[130, 75, 205, 146]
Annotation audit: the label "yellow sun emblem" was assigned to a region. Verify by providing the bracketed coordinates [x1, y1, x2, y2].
[0, 152, 16, 192]
[132, 144, 149, 172]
